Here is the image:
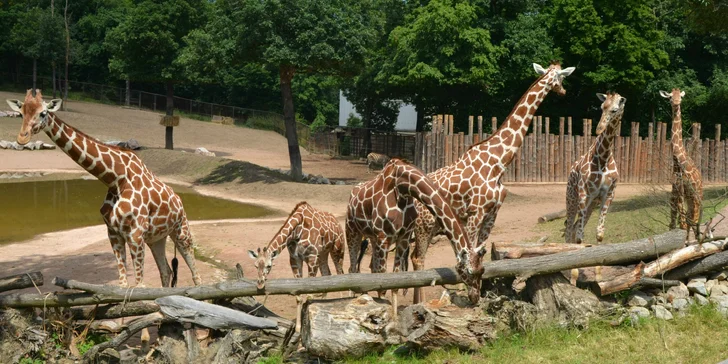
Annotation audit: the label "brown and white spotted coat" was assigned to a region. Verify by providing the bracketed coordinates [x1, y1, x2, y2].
[410, 62, 575, 303]
[564, 92, 626, 245]
[366, 152, 391, 173]
[248, 201, 345, 289]
[661, 88, 703, 241]
[8, 89, 201, 288]
[346, 158, 484, 304]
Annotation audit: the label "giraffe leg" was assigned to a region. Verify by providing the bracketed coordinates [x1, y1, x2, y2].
[170, 222, 202, 286]
[107, 229, 128, 287]
[669, 182, 680, 230]
[148, 238, 172, 287]
[288, 244, 303, 278]
[126, 226, 147, 287]
[596, 184, 615, 243]
[412, 218, 435, 304]
[575, 190, 590, 245]
[345, 226, 364, 274]
[564, 176, 579, 244]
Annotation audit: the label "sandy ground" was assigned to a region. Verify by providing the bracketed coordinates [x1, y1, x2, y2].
[1, 92, 727, 320]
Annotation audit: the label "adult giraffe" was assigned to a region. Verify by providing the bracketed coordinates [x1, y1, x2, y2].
[7, 89, 201, 288]
[411, 61, 575, 303]
[660, 88, 703, 242]
[564, 92, 626, 245]
[346, 158, 483, 314]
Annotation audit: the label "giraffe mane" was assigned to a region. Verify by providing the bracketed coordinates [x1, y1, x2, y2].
[465, 71, 549, 151]
[54, 115, 134, 153]
[266, 201, 309, 248]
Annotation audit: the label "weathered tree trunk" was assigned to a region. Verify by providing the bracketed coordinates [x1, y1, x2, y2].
[0, 271, 43, 293]
[302, 295, 398, 360]
[154, 295, 277, 330]
[52, 63, 56, 98]
[279, 65, 303, 180]
[538, 209, 567, 223]
[63, 0, 69, 107]
[165, 80, 174, 150]
[492, 241, 584, 260]
[398, 300, 497, 352]
[125, 79, 131, 106]
[642, 239, 728, 277]
[32, 59, 37, 90]
[525, 273, 603, 327]
[593, 263, 644, 296]
[665, 250, 728, 280]
[69, 300, 159, 320]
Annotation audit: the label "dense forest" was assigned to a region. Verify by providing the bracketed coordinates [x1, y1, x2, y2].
[1, 0, 726, 137]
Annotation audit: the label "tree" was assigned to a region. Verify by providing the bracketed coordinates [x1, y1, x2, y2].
[9, 6, 64, 90]
[105, 0, 207, 149]
[182, 0, 381, 180]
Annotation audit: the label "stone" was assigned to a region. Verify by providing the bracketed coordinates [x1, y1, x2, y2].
[652, 305, 673, 320]
[711, 270, 728, 281]
[0, 140, 9, 149]
[690, 276, 708, 283]
[672, 298, 690, 311]
[194, 147, 215, 157]
[95, 348, 121, 364]
[666, 283, 690, 301]
[629, 306, 650, 319]
[711, 284, 728, 297]
[627, 291, 654, 307]
[706, 279, 719, 295]
[320, 177, 330, 185]
[709, 295, 728, 309]
[336, 180, 346, 185]
[687, 279, 708, 296]
[125, 138, 140, 150]
[694, 293, 709, 306]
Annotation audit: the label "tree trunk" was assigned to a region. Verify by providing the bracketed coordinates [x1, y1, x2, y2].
[665, 250, 728, 280]
[63, 0, 69, 110]
[32, 59, 37, 90]
[538, 209, 567, 223]
[165, 80, 174, 150]
[0, 271, 43, 293]
[52, 63, 57, 98]
[279, 65, 303, 180]
[415, 99, 426, 132]
[491, 241, 584, 260]
[125, 79, 130, 106]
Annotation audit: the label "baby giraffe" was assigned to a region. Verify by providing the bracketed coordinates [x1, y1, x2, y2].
[565, 92, 626, 245]
[248, 201, 345, 332]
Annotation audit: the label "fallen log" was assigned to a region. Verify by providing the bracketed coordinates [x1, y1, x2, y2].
[83, 312, 169, 361]
[492, 242, 585, 260]
[538, 209, 567, 223]
[0, 272, 43, 293]
[155, 296, 277, 330]
[69, 300, 160, 320]
[0, 230, 688, 308]
[665, 250, 728, 280]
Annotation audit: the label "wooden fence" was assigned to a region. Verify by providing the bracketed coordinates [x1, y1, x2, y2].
[413, 115, 727, 184]
[309, 129, 417, 160]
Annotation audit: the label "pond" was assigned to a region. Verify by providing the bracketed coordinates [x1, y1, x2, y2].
[0, 179, 274, 244]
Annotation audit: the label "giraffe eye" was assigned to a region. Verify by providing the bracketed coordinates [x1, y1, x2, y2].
[40, 111, 47, 118]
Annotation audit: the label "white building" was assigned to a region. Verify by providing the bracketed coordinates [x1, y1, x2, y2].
[338, 90, 418, 132]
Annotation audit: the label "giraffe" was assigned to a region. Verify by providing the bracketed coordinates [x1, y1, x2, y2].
[366, 152, 391, 173]
[7, 90, 201, 289]
[564, 92, 626, 245]
[660, 88, 703, 242]
[248, 201, 345, 332]
[346, 158, 484, 315]
[410, 61, 575, 303]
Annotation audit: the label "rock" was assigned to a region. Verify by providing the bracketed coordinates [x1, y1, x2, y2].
[711, 271, 728, 281]
[711, 284, 728, 297]
[706, 279, 719, 295]
[672, 298, 690, 311]
[627, 291, 654, 307]
[628, 307, 650, 322]
[694, 293, 709, 306]
[0, 140, 9, 149]
[194, 147, 215, 157]
[709, 295, 728, 309]
[690, 276, 707, 283]
[667, 283, 690, 300]
[125, 138, 140, 150]
[688, 279, 708, 296]
[336, 180, 346, 185]
[96, 348, 121, 364]
[302, 295, 397, 360]
[653, 305, 673, 320]
[320, 177, 330, 185]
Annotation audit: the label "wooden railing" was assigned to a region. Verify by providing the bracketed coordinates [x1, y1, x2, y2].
[413, 115, 726, 183]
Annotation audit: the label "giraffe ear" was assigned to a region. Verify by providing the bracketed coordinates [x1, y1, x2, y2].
[270, 250, 279, 259]
[559, 67, 576, 77]
[6, 99, 22, 113]
[248, 250, 258, 259]
[596, 93, 608, 102]
[659, 90, 671, 99]
[476, 245, 487, 257]
[46, 99, 62, 112]
[680, 90, 685, 97]
[533, 63, 547, 75]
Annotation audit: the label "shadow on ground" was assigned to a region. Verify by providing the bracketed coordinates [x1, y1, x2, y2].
[195, 159, 292, 185]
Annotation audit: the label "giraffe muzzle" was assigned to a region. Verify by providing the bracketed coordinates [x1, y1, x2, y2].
[16, 130, 31, 145]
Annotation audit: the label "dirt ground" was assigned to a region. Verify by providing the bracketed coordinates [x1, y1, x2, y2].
[1, 91, 727, 320]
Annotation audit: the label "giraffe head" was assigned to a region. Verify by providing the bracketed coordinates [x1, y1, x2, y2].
[533, 61, 576, 96]
[659, 88, 685, 106]
[595, 92, 626, 135]
[7, 89, 62, 145]
[456, 245, 486, 303]
[247, 246, 279, 289]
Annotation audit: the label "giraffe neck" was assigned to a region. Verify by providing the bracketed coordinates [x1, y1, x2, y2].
[472, 76, 549, 170]
[267, 210, 304, 254]
[44, 114, 124, 187]
[671, 102, 689, 166]
[592, 112, 622, 167]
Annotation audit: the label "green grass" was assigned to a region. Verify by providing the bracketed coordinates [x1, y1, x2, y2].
[340, 305, 728, 364]
[538, 186, 728, 244]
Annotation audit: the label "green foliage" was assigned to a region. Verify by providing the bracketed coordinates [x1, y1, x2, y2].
[347, 113, 363, 128]
[309, 113, 328, 133]
[76, 333, 108, 355]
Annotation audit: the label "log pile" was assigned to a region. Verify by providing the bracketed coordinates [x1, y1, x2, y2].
[1, 230, 728, 362]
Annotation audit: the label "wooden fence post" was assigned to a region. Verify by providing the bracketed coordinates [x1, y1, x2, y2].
[477, 116, 483, 143]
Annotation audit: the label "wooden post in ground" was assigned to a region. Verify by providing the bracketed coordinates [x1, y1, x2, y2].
[491, 117, 497, 134]
[647, 123, 654, 183]
[468, 116, 474, 148]
[715, 124, 721, 182]
[477, 116, 483, 144]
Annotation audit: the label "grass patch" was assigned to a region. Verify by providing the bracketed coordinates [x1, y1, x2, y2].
[538, 186, 728, 244]
[177, 109, 212, 122]
[343, 305, 728, 364]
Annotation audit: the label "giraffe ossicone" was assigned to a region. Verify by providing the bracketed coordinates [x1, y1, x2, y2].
[8, 89, 202, 288]
[565, 92, 626, 245]
[410, 60, 576, 304]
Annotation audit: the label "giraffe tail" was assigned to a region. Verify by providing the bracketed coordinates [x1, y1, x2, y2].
[356, 239, 369, 271]
[171, 246, 179, 288]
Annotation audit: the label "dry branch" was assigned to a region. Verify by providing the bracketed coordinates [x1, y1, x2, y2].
[538, 209, 567, 223]
[0, 230, 688, 308]
[68, 300, 160, 320]
[665, 250, 728, 280]
[642, 239, 728, 277]
[155, 295, 277, 330]
[492, 242, 585, 260]
[0, 271, 43, 293]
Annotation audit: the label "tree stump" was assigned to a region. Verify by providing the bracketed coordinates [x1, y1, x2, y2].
[301, 294, 398, 360]
[525, 273, 604, 327]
